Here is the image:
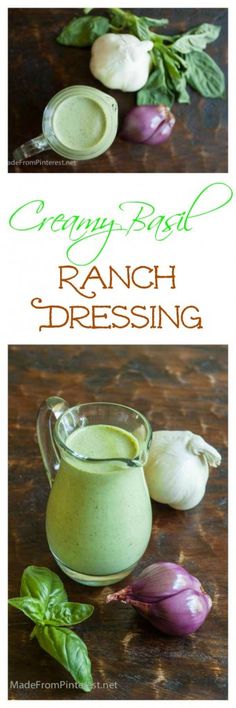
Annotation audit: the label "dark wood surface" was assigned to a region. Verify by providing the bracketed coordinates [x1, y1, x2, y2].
[8, 344, 227, 700]
[8, 8, 228, 173]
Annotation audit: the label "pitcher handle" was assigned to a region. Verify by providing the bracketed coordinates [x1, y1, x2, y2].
[37, 396, 70, 488]
[13, 134, 50, 162]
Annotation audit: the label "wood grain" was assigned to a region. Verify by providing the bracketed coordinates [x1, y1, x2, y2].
[8, 8, 228, 173]
[8, 345, 227, 699]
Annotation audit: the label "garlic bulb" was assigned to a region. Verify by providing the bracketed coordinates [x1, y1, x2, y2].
[144, 431, 221, 510]
[90, 34, 153, 92]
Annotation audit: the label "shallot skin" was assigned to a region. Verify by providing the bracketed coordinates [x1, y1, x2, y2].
[120, 105, 175, 145]
[128, 562, 202, 601]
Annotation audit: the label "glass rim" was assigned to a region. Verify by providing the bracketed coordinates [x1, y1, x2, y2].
[54, 401, 152, 464]
[42, 85, 118, 160]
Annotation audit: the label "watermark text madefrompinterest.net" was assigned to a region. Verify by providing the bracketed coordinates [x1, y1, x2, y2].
[10, 679, 118, 691]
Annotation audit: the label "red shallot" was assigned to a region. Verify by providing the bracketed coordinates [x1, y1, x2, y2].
[120, 105, 175, 145]
[107, 562, 212, 636]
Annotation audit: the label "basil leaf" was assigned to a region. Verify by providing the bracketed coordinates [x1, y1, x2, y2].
[137, 62, 174, 108]
[45, 602, 94, 627]
[194, 23, 221, 42]
[162, 50, 182, 81]
[186, 50, 225, 97]
[149, 52, 166, 82]
[8, 597, 44, 624]
[20, 566, 68, 609]
[174, 76, 191, 104]
[142, 17, 169, 28]
[165, 65, 190, 104]
[131, 17, 151, 41]
[107, 9, 126, 30]
[173, 23, 221, 54]
[137, 86, 174, 108]
[57, 16, 109, 47]
[35, 625, 93, 692]
[108, 9, 168, 37]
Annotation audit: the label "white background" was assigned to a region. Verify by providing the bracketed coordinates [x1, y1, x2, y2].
[1, 0, 235, 705]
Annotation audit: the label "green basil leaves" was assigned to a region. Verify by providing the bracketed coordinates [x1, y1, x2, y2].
[9, 566, 94, 692]
[56, 9, 168, 47]
[44, 601, 94, 627]
[57, 16, 109, 47]
[138, 25, 225, 106]
[8, 596, 45, 624]
[56, 8, 225, 109]
[186, 50, 225, 98]
[20, 565, 68, 606]
[35, 626, 93, 692]
[137, 62, 175, 109]
[172, 23, 221, 54]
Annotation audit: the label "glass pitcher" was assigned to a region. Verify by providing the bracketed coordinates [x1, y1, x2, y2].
[37, 398, 152, 586]
[13, 85, 118, 162]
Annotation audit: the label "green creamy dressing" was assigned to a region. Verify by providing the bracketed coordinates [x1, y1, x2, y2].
[52, 96, 106, 150]
[46, 424, 152, 576]
[66, 424, 139, 459]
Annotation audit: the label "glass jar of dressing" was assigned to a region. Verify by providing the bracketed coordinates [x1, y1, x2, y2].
[13, 85, 118, 162]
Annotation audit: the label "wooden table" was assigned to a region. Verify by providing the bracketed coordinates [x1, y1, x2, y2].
[8, 344, 227, 700]
[8, 8, 228, 173]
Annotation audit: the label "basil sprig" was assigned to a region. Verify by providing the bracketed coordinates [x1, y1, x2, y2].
[57, 8, 169, 47]
[9, 566, 94, 692]
[56, 8, 225, 107]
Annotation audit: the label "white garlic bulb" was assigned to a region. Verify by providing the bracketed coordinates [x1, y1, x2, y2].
[144, 430, 221, 510]
[90, 33, 153, 92]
